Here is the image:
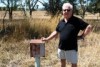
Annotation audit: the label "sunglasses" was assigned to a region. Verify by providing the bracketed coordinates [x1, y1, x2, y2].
[63, 9, 71, 12]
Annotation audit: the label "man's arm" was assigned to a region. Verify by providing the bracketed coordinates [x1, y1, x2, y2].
[42, 31, 58, 41]
[82, 24, 92, 37]
[78, 24, 92, 39]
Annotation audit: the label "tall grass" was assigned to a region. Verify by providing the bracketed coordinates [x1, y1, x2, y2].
[28, 15, 61, 39]
[0, 15, 61, 41]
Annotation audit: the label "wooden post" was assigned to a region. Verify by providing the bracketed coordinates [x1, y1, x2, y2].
[30, 39, 45, 67]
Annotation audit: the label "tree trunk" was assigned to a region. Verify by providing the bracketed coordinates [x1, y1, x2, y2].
[49, 0, 54, 14]
[2, 10, 7, 32]
[55, 0, 59, 13]
[9, 7, 13, 20]
[82, 10, 85, 19]
[30, 0, 39, 17]
[8, 0, 12, 20]
[30, 9, 32, 17]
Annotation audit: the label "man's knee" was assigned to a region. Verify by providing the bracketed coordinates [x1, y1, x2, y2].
[61, 59, 66, 67]
[72, 63, 77, 67]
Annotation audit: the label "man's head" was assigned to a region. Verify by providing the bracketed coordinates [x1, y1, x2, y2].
[62, 3, 73, 19]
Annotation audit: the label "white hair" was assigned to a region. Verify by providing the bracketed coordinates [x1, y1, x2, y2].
[62, 3, 73, 10]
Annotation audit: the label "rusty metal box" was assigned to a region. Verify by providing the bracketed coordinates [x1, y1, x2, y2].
[30, 39, 45, 57]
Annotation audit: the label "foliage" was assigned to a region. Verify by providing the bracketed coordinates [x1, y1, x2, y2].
[87, 0, 100, 14]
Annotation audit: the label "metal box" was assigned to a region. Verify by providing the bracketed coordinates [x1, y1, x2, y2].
[30, 39, 45, 57]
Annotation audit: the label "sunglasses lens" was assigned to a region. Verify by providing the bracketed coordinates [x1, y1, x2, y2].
[67, 9, 70, 11]
[63, 9, 71, 12]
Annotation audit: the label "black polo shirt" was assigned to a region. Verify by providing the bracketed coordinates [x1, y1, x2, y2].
[56, 16, 88, 51]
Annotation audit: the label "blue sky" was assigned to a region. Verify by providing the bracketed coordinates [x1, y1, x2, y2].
[36, 0, 48, 9]
[36, 1, 44, 9]
[0, 3, 6, 7]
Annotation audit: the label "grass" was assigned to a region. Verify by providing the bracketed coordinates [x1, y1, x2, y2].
[0, 13, 100, 67]
[0, 32, 100, 67]
[78, 32, 100, 67]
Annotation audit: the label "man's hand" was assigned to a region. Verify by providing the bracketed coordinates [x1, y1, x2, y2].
[41, 37, 48, 41]
[77, 35, 84, 40]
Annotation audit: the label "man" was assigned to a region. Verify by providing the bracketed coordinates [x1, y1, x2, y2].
[42, 3, 92, 67]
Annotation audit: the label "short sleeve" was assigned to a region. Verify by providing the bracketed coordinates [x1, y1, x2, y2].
[79, 19, 89, 30]
[56, 19, 65, 32]
[56, 22, 60, 32]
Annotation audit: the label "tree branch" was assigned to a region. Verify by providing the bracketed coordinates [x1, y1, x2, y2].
[1, 0, 7, 6]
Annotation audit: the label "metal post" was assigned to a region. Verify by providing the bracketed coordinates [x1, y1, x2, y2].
[35, 57, 40, 67]
[30, 39, 45, 67]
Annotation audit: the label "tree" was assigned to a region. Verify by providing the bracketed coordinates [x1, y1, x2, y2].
[78, 0, 87, 18]
[38, 0, 49, 10]
[49, 0, 54, 15]
[1, 0, 21, 20]
[91, 0, 100, 15]
[86, 0, 100, 16]
[26, 0, 39, 17]
[48, 0, 62, 15]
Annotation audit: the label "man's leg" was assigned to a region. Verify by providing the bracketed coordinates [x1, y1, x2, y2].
[72, 63, 77, 67]
[61, 59, 66, 67]
[65, 50, 78, 67]
[58, 49, 66, 67]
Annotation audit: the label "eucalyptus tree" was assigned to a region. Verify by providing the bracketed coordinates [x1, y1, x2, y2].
[81, 0, 100, 17]
[78, 0, 88, 18]
[1, 0, 21, 20]
[96, 0, 100, 16]
[49, 0, 62, 15]
[90, 0, 100, 15]
[25, 0, 39, 17]
[38, 0, 49, 10]
[34, 0, 62, 15]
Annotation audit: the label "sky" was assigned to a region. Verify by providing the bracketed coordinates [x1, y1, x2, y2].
[0, 3, 6, 7]
[0, 0, 48, 9]
[36, 0, 48, 9]
[36, 1, 44, 9]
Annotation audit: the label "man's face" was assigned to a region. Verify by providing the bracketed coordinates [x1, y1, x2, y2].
[62, 6, 73, 19]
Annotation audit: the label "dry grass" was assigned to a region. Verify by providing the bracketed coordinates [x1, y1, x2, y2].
[0, 11, 51, 19]
[0, 11, 100, 67]
[0, 11, 100, 19]
[0, 32, 100, 67]
[78, 33, 100, 67]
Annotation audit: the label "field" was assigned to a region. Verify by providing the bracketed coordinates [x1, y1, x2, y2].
[0, 11, 100, 19]
[0, 11, 100, 67]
